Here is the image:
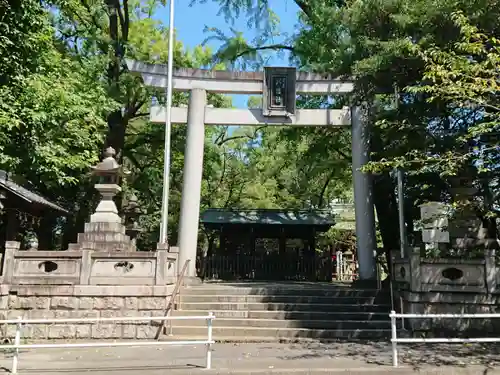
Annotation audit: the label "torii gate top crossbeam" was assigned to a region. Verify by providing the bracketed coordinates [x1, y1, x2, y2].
[126, 60, 354, 95]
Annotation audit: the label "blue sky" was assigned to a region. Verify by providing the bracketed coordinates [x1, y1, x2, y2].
[155, 0, 300, 108]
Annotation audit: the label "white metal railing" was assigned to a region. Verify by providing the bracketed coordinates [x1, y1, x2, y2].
[390, 311, 500, 367]
[0, 313, 215, 374]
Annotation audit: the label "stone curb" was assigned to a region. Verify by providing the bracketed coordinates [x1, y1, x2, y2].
[24, 367, 500, 375]
[198, 367, 499, 375]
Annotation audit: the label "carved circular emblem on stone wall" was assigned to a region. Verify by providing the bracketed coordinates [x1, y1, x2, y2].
[400, 266, 406, 279]
[38, 261, 58, 273]
[114, 261, 134, 273]
[441, 267, 463, 281]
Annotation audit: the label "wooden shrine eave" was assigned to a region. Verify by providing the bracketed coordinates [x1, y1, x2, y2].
[0, 173, 69, 215]
[126, 60, 355, 95]
[201, 209, 335, 233]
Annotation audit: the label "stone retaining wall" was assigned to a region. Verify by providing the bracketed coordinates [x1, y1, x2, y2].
[0, 284, 174, 340]
[399, 290, 500, 334]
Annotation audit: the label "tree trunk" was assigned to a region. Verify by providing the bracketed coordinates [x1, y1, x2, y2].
[373, 173, 400, 278]
[61, 187, 96, 249]
[106, 110, 127, 160]
[37, 214, 56, 250]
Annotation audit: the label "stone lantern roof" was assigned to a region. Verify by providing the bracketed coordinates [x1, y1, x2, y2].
[91, 147, 120, 174]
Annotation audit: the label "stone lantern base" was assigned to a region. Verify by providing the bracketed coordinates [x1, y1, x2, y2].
[68, 222, 133, 251]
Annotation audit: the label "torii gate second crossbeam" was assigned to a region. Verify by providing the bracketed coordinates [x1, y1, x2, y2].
[127, 60, 377, 282]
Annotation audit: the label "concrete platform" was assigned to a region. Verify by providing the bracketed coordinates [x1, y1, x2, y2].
[0, 341, 499, 374]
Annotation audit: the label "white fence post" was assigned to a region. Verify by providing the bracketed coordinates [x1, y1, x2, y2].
[206, 311, 214, 369]
[12, 316, 22, 374]
[390, 310, 398, 368]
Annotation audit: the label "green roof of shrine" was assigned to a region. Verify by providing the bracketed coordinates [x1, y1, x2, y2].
[202, 204, 375, 231]
[201, 209, 335, 227]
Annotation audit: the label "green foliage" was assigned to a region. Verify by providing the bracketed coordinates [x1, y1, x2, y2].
[0, 0, 116, 186]
[405, 11, 500, 175]
[0, 0, 52, 86]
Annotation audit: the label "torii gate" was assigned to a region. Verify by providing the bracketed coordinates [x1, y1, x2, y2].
[127, 60, 377, 281]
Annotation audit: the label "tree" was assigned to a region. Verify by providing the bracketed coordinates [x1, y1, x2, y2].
[0, 0, 114, 183]
[405, 12, 500, 242]
[46, 0, 235, 247]
[0, 0, 117, 248]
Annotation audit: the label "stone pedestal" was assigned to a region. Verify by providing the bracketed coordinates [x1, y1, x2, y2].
[70, 222, 133, 252]
[90, 184, 121, 223]
[69, 187, 133, 251]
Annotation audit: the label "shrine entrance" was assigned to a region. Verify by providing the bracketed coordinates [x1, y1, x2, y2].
[198, 209, 336, 282]
[128, 59, 378, 281]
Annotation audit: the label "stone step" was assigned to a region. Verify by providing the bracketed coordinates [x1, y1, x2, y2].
[171, 309, 391, 320]
[170, 317, 391, 330]
[180, 294, 381, 304]
[182, 286, 386, 298]
[178, 302, 391, 313]
[166, 326, 392, 340]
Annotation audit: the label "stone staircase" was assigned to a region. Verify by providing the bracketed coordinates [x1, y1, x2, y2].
[166, 282, 395, 342]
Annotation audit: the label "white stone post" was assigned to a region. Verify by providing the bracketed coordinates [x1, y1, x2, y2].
[409, 247, 421, 292]
[178, 88, 207, 277]
[2, 241, 20, 283]
[351, 104, 377, 280]
[485, 248, 496, 293]
[79, 249, 93, 284]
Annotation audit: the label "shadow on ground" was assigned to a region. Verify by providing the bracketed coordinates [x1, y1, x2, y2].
[274, 341, 500, 369]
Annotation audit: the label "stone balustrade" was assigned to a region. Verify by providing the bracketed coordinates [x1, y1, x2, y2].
[392, 247, 496, 294]
[392, 248, 500, 334]
[1, 241, 178, 286]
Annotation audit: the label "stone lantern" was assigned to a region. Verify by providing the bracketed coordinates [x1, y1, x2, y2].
[90, 147, 123, 224]
[68, 147, 134, 251]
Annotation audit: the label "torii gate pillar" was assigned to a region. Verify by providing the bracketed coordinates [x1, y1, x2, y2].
[178, 88, 207, 277]
[351, 104, 376, 280]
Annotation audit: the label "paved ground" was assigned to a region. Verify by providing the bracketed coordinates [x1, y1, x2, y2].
[1, 341, 500, 374]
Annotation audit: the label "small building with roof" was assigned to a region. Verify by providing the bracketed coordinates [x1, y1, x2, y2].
[199, 208, 337, 281]
[0, 170, 69, 254]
